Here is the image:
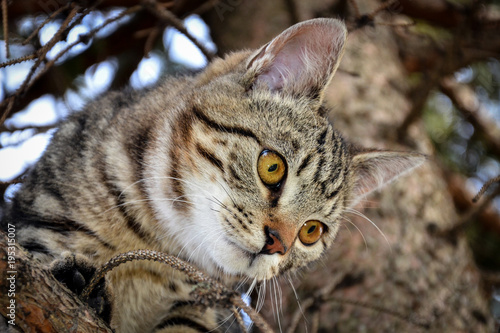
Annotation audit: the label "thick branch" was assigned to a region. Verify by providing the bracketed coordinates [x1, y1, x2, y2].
[0, 231, 112, 332]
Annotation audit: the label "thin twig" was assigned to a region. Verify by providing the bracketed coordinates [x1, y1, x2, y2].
[144, 26, 162, 56]
[439, 179, 500, 237]
[231, 306, 248, 333]
[81, 249, 274, 333]
[142, 0, 215, 61]
[22, 2, 72, 46]
[473, 175, 500, 203]
[0, 53, 37, 69]
[0, 6, 83, 124]
[2, 0, 8, 58]
[0, 2, 136, 125]
[28, 5, 142, 90]
[0, 173, 26, 187]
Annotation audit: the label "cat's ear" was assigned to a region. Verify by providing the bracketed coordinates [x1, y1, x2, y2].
[246, 18, 347, 102]
[349, 150, 426, 207]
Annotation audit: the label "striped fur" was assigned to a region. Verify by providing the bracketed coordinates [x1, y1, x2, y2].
[2, 19, 423, 332]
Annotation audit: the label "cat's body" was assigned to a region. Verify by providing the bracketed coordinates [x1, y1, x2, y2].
[2, 18, 423, 332]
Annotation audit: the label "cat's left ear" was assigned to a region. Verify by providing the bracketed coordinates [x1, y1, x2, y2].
[246, 18, 347, 103]
[349, 150, 426, 207]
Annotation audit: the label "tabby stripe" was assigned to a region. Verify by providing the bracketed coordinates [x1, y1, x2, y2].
[195, 143, 224, 173]
[168, 149, 189, 212]
[229, 165, 242, 181]
[102, 175, 153, 244]
[38, 165, 65, 202]
[14, 213, 116, 250]
[126, 125, 151, 198]
[296, 153, 313, 176]
[21, 241, 50, 254]
[154, 317, 210, 332]
[317, 128, 328, 146]
[98, 149, 153, 244]
[192, 107, 261, 145]
[313, 156, 325, 184]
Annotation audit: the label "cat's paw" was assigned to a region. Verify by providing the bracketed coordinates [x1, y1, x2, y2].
[50, 252, 111, 323]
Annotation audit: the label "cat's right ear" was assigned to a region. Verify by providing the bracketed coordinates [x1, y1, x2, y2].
[245, 18, 347, 104]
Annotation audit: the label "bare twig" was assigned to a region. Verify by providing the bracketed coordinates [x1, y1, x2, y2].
[22, 2, 72, 46]
[231, 306, 248, 332]
[0, 6, 84, 124]
[0, 53, 38, 68]
[0, 3, 138, 126]
[143, 26, 162, 56]
[439, 177, 500, 237]
[2, 0, 9, 58]
[473, 175, 500, 203]
[142, 0, 214, 61]
[82, 249, 274, 333]
[28, 5, 142, 91]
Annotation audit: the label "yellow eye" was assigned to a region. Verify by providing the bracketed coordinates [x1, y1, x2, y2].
[299, 220, 325, 245]
[257, 150, 286, 186]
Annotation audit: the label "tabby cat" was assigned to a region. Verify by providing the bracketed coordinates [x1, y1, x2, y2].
[2, 18, 424, 332]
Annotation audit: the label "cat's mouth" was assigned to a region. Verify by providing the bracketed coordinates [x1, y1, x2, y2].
[216, 237, 281, 281]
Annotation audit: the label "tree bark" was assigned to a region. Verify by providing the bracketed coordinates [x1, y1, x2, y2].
[204, 0, 494, 331]
[0, 231, 112, 333]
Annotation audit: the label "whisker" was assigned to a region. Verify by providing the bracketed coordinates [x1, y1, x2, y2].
[287, 274, 309, 332]
[344, 207, 391, 250]
[340, 214, 368, 250]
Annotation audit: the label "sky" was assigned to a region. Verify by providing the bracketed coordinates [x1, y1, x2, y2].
[0, 13, 215, 193]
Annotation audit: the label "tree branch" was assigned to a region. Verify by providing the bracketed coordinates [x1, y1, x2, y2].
[439, 77, 500, 158]
[0, 231, 112, 332]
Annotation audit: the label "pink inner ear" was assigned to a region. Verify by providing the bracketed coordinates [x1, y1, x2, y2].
[257, 37, 309, 91]
[249, 18, 347, 97]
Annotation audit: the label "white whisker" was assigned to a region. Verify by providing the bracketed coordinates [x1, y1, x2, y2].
[340, 214, 368, 250]
[344, 207, 391, 250]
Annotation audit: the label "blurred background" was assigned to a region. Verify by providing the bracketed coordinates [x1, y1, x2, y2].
[1, 0, 499, 331]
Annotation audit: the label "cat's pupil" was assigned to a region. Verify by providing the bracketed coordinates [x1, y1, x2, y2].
[308, 225, 316, 234]
[268, 164, 278, 173]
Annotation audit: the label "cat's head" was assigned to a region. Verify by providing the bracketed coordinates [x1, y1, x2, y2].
[150, 18, 424, 281]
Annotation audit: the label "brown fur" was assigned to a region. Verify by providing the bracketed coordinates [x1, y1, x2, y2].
[2, 19, 423, 332]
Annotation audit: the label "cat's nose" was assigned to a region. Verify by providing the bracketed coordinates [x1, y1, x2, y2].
[261, 226, 288, 255]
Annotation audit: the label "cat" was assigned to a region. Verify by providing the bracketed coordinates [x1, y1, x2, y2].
[1, 18, 424, 332]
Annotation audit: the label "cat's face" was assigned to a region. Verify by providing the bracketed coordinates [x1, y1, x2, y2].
[178, 87, 350, 281]
[148, 18, 423, 281]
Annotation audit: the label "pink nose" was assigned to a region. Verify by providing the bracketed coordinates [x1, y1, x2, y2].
[262, 228, 287, 255]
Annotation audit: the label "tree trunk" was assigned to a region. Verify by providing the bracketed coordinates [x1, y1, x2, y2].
[204, 1, 494, 331]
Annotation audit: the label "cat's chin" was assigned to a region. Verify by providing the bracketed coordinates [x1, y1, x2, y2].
[197, 237, 282, 282]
